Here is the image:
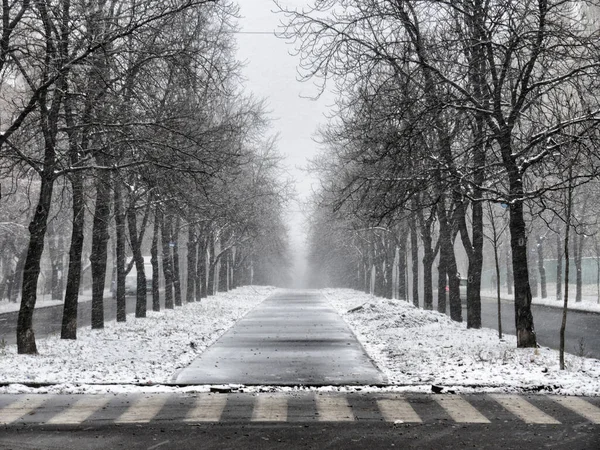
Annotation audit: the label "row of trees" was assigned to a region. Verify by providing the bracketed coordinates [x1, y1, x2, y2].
[279, 0, 600, 347]
[0, 0, 291, 355]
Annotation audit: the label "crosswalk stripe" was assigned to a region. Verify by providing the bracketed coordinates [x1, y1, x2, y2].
[377, 397, 422, 423]
[115, 395, 168, 423]
[252, 395, 288, 422]
[184, 395, 227, 422]
[315, 395, 354, 422]
[490, 395, 561, 424]
[46, 396, 110, 425]
[552, 397, 600, 424]
[434, 396, 490, 423]
[0, 396, 48, 424]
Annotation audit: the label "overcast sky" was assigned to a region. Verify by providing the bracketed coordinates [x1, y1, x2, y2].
[236, 1, 335, 286]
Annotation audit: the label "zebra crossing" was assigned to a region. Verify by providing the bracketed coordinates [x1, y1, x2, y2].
[0, 392, 599, 426]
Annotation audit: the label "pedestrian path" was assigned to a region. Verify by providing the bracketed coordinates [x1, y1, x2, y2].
[1, 393, 599, 426]
[173, 291, 385, 385]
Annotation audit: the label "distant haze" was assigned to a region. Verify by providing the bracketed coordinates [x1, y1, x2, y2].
[236, 1, 334, 287]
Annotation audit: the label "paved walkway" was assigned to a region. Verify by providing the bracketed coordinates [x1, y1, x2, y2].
[173, 290, 386, 385]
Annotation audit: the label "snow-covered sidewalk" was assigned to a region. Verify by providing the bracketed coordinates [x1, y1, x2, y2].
[323, 289, 600, 396]
[0, 286, 275, 389]
[1, 286, 598, 396]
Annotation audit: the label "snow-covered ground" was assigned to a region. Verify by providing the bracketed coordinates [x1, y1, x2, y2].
[323, 289, 600, 396]
[0, 286, 275, 391]
[1, 286, 598, 396]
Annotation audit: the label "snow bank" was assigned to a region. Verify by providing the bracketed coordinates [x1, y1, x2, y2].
[0, 286, 275, 387]
[323, 289, 600, 396]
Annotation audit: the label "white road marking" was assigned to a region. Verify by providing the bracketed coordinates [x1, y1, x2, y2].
[184, 395, 227, 422]
[315, 395, 354, 422]
[115, 395, 168, 423]
[377, 397, 422, 423]
[47, 396, 110, 425]
[252, 395, 288, 422]
[491, 395, 561, 424]
[0, 396, 48, 424]
[552, 397, 600, 424]
[434, 396, 490, 423]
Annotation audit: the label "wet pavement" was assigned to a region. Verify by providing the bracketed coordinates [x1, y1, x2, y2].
[173, 290, 386, 385]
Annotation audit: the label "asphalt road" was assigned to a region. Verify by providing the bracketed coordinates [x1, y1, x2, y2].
[0, 294, 165, 345]
[466, 296, 600, 360]
[0, 392, 598, 450]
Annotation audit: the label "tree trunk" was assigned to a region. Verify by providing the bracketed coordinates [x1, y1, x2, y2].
[509, 196, 537, 348]
[212, 236, 221, 295]
[556, 229, 563, 301]
[173, 216, 182, 306]
[197, 237, 208, 300]
[438, 203, 462, 322]
[575, 230, 584, 302]
[186, 222, 197, 303]
[114, 179, 126, 322]
[418, 210, 435, 310]
[491, 218, 503, 340]
[90, 166, 111, 329]
[397, 234, 407, 301]
[61, 171, 85, 339]
[560, 180, 574, 370]
[410, 216, 419, 307]
[464, 198, 483, 329]
[127, 200, 148, 317]
[151, 210, 160, 311]
[160, 210, 174, 309]
[437, 255, 447, 314]
[17, 170, 55, 354]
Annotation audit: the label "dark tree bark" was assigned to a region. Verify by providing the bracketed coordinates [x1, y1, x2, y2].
[457, 198, 482, 328]
[509, 196, 537, 348]
[151, 210, 161, 311]
[61, 170, 85, 339]
[560, 177, 574, 370]
[173, 216, 182, 306]
[438, 202, 462, 322]
[61, 83, 86, 340]
[384, 236, 394, 299]
[437, 253, 447, 314]
[90, 165, 111, 329]
[126, 198, 147, 318]
[207, 236, 216, 296]
[160, 210, 174, 308]
[17, 170, 55, 354]
[186, 222, 197, 303]
[575, 230, 584, 303]
[556, 228, 563, 301]
[196, 236, 208, 300]
[17, 0, 64, 352]
[397, 233, 407, 301]
[410, 215, 419, 307]
[418, 207, 436, 310]
[114, 179, 126, 322]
